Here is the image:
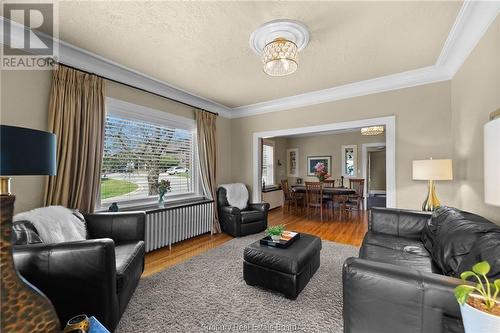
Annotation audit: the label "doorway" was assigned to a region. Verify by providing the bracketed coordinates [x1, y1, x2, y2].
[367, 146, 387, 209]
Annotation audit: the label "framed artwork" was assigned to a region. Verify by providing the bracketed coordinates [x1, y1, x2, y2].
[286, 148, 299, 177]
[307, 156, 332, 176]
[341, 145, 358, 177]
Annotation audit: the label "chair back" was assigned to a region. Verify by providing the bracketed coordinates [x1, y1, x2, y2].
[305, 182, 323, 206]
[281, 179, 291, 200]
[349, 179, 365, 198]
[323, 179, 335, 188]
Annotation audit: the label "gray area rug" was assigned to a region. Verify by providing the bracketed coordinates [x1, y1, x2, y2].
[117, 233, 358, 333]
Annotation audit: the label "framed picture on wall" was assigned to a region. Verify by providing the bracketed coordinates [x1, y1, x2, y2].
[341, 145, 358, 177]
[307, 156, 332, 176]
[286, 148, 299, 177]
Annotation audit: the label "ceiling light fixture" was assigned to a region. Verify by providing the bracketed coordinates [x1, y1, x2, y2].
[361, 126, 385, 136]
[250, 20, 309, 77]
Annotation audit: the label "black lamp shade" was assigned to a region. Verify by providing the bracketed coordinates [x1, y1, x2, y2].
[0, 125, 56, 176]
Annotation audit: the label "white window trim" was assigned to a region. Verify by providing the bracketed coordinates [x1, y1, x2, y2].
[96, 97, 203, 211]
[341, 144, 358, 178]
[262, 139, 275, 186]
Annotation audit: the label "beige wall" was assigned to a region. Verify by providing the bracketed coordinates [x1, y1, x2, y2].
[279, 131, 385, 183]
[451, 17, 500, 223]
[1, 70, 52, 213]
[1, 71, 232, 213]
[369, 150, 386, 191]
[231, 82, 454, 211]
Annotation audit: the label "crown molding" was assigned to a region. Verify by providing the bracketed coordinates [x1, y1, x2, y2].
[231, 1, 500, 118]
[1, 0, 498, 120]
[231, 65, 451, 118]
[0, 17, 232, 118]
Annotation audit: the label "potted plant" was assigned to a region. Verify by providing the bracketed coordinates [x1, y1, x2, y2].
[156, 179, 171, 208]
[314, 162, 330, 182]
[454, 261, 500, 333]
[266, 224, 285, 242]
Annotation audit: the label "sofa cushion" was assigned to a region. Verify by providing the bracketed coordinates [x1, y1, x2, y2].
[456, 231, 500, 279]
[422, 206, 500, 277]
[360, 232, 438, 273]
[240, 210, 263, 224]
[115, 241, 145, 294]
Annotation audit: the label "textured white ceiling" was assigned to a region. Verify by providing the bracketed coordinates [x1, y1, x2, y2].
[53, 1, 461, 108]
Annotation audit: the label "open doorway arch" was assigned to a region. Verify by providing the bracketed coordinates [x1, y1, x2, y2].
[252, 116, 396, 207]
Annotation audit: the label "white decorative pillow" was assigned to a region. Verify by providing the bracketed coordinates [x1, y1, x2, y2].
[220, 183, 249, 210]
[14, 206, 87, 244]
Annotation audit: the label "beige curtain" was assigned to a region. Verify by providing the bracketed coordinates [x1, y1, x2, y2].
[44, 65, 105, 213]
[195, 109, 221, 233]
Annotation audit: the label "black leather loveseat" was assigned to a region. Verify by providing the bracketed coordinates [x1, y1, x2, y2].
[217, 186, 269, 237]
[13, 212, 145, 332]
[343, 206, 500, 333]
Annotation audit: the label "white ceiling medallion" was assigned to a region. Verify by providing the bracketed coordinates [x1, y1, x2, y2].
[250, 19, 310, 77]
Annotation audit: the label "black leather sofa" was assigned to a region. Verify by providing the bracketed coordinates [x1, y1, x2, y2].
[217, 186, 269, 237]
[343, 206, 500, 333]
[13, 212, 146, 332]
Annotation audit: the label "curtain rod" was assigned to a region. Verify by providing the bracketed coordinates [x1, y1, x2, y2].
[57, 63, 219, 116]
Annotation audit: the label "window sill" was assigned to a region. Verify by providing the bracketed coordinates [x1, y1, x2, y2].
[96, 194, 208, 212]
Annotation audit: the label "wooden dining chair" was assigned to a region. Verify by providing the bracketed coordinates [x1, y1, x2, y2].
[281, 179, 297, 212]
[305, 182, 327, 222]
[345, 178, 365, 216]
[322, 179, 335, 218]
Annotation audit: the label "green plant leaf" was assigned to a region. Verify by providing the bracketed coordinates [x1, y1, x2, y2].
[472, 261, 490, 275]
[455, 285, 475, 305]
[494, 279, 500, 289]
[460, 271, 475, 281]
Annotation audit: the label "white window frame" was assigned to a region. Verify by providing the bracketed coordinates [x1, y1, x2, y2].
[96, 97, 203, 210]
[341, 144, 358, 178]
[262, 140, 275, 186]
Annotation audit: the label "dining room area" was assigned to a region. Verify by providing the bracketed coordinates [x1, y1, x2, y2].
[260, 125, 387, 226]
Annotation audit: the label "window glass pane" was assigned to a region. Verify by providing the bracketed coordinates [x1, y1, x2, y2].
[345, 148, 354, 176]
[262, 144, 274, 186]
[101, 114, 194, 204]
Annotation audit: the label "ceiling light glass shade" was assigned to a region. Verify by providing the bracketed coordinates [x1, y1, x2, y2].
[361, 126, 384, 136]
[262, 38, 298, 77]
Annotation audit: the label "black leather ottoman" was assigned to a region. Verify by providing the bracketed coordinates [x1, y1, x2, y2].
[243, 233, 322, 299]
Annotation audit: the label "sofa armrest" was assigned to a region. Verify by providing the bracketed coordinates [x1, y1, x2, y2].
[343, 257, 464, 333]
[370, 207, 432, 239]
[85, 211, 145, 243]
[247, 202, 270, 213]
[13, 239, 118, 329]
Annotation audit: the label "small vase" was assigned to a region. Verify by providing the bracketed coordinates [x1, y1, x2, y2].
[271, 235, 281, 242]
[158, 196, 165, 208]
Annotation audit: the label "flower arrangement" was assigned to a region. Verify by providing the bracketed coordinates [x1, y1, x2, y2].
[156, 179, 171, 207]
[314, 162, 330, 182]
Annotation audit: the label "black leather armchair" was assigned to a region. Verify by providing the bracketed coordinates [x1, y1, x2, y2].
[217, 186, 269, 237]
[13, 212, 146, 332]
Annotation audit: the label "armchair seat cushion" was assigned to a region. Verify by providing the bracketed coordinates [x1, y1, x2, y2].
[241, 210, 264, 224]
[115, 241, 145, 294]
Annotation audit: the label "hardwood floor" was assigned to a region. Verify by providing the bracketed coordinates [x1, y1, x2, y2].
[143, 207, 368, 277]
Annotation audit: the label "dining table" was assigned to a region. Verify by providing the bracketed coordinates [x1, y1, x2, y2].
[290, 185, 356, 196]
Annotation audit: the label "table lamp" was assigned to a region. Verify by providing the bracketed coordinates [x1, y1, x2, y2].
[484, 109, 500, 207]
[0, 124, 60, 332]
[412, 158, 453, 211]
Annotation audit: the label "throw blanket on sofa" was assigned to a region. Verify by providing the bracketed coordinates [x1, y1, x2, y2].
[220, 183, 248, 210]
[14, 206, 87, 244]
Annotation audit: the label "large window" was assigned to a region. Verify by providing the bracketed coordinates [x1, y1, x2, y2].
[262, 141, 274, 186]
[99, 99, 199, 207]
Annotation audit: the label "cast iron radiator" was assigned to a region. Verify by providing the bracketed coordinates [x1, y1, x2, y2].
[145, 200, 214, 252]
